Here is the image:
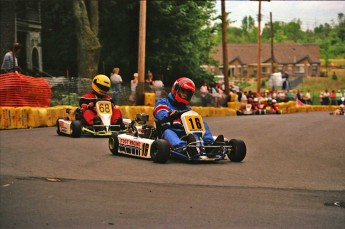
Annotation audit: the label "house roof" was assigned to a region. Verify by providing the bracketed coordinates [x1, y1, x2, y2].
[211, 43, 320, 66]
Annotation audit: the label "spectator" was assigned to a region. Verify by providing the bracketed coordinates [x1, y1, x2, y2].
[296, 90, 305, 103]
[210, 82, 219, 107]
[110, 67, 123, 104]
[304, 90, 312, 105]
[330, 90, 337, 105]
[319, 91, 324, 105]
[1, 42, 22, 73]
[145, 71, 155, 92]
[128, 73, 138, 105]
[323, 89, 330, 105]
[286, 90, 292, 101]
[336, 90, 343, 105]
[199, 82, 208, 107]
[237, 89, 243, 102]
[154, 74, 165, 100]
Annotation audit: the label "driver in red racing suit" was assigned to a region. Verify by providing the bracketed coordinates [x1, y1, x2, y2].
[79, 74, 122, 126]
[264, 98, 280, 112]
[153, 77, 224, 157]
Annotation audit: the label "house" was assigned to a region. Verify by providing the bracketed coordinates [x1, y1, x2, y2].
[0, 0, 43, 73]
[210, 43, 320, 78]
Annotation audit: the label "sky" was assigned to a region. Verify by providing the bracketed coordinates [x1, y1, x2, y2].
[214, 1, 345, 31]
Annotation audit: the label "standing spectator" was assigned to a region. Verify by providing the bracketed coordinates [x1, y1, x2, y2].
[323, 89, 330, 105]
[330, 90, 337, 105]
[240, 91, 247, 104]
[1, 42, 22, 73]
[210, 82, 219, 107]
[145, 71, 155, 92]
[128, 73, 138, 105]
[237, 89, 243, 102]
[110, 67, 123, 104]
[336, 90, 343, 105]
[154, 74, 165, 100]
[199, 82, 208, 106]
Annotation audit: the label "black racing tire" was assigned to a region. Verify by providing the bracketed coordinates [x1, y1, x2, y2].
[150, 139, 170, 163]
[109, 132, 119, 155]
[227, 139, 246, 162]
[56, 117, 64, 135]
[71, 120, 82, 138]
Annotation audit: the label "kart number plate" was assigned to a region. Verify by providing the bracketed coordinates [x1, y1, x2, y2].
[97, 101, 112, 115]
[266, 107, 271, 110]
[184, 115, 205, 132]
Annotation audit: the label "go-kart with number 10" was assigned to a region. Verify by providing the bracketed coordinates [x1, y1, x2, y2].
[108, 110, 246, 163]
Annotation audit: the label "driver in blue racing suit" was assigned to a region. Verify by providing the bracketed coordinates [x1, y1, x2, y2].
[153, 77, 223, 157]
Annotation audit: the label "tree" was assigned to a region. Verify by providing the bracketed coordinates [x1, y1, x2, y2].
[73, 0, 101, 78]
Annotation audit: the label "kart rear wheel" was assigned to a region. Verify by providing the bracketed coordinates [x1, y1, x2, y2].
[150, 139, 170, 163]
[109, 132, 119, 155]
[227, 139, 246, 162]
[71, 120, 82, 138]
[56, 117, 63, 135]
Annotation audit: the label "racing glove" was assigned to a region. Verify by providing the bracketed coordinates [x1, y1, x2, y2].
[168, 110, 183, 121]
[81, 104, 87, 112]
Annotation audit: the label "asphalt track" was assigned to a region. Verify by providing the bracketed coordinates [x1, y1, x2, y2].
[1, 112, 344, 229]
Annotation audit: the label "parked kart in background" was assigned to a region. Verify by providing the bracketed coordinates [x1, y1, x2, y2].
[56, 101, 127, 138]
[329, 104, 345, 116]
[237, 103, 265, 115]
[262, 99, 282, 115]
[109, 111, 246, 164]
[263, 106, 282, 115]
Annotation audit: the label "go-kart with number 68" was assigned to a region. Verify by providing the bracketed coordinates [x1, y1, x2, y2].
[56, 100, 125, 138]
[108, 110, 246, 163]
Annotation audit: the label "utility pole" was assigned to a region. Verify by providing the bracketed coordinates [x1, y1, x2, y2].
[270, 12, 274, 74]
[221, 0, 229, 96]
[136, 0, 146, 105]
[252, 0, 270, 93]
[256, 0, 262, 93]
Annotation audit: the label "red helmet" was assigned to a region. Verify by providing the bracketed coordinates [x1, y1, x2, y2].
[171, 77, 195, 105]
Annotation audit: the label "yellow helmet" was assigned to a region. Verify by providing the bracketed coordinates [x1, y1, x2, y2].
[92, 74, 111, 95]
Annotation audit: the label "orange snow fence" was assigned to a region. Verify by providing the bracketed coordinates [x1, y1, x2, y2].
[0, 72, 51, 107]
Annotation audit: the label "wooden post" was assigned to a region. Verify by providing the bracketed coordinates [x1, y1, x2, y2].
[270, 12, 274, 74]
[221, 0, 229, 96]
[136, 0, 146, 105]
[257, 0, 262, 93]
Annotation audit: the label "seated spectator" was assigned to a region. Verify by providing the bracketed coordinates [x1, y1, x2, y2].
[304, 90, 312, 105]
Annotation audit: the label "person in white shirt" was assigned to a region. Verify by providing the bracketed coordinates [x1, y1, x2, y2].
[110, 67, 123, 104]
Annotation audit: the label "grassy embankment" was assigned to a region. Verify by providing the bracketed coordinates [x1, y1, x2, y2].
[243, 59, 345, 104]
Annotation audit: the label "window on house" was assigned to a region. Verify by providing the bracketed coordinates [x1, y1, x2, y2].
[296, 65, 305, 73]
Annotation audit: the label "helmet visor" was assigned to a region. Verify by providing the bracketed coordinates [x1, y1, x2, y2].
[94, 79, 110, 92]
[178, 87, 194, 102]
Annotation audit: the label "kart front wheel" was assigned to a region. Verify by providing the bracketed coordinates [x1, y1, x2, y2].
[150, 139, 170, 163]
[71, 120, 82, 138]
[227, 139, 246, 162]
[109, 132, 119, 155]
